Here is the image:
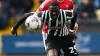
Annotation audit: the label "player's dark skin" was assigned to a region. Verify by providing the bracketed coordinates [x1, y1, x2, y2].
[11, 13, 34, 36]
[11, 4, 78, 56]
[11, 11, 77, 37]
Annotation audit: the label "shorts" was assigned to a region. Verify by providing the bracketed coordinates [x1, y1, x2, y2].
[42, 33, 79, 56]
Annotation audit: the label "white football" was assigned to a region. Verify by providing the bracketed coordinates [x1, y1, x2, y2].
[25, 14, 41, 31]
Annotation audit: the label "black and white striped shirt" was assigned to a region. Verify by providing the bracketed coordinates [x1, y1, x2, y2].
[35, 9, 73, 36]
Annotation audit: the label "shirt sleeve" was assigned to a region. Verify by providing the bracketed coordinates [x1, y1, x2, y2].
[38, 0, 50, 11]
[33, 11, 45, 20]
[70, 10, 78, 31]
[65, 10, 73, 19]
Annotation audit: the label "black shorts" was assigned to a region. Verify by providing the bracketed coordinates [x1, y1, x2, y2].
[44, 35, 79, 56]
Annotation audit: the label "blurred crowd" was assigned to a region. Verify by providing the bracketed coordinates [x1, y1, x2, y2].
[0, 0, 33, 29]
[74, 0, 100, 20]
[0, 0, 100, 34]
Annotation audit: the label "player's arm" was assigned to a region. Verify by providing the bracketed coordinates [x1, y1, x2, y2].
[36, 0, 50, 12]
[67, 10, 78, 40]
[69, 11, 78, 34]
[11, 12, 34, 35]
[65, 10, 78, 33]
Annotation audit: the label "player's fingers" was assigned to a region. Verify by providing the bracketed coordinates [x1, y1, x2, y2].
[11, 28, 14, 34]
[15, 32, 17, 36]
[74, 23, 78, 34]
[11, 28, 16, 35]
[11, 31, 14, 35]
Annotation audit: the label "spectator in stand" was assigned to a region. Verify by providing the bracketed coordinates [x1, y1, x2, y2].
[8, 0, 33, 22]
[8, 0, 25, 24]
[0, 0, 10, 29]
[73, 0, 81, 10]
[8, 0, 34, 33]
[23, 0, 34, 13]
[94, 0, 100, 21]
[77, 0, 96, 20]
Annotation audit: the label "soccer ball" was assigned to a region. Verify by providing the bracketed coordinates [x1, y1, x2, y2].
[25, 15, 41, 31]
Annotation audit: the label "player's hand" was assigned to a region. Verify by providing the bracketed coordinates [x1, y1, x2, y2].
[11, 28, 17, 36]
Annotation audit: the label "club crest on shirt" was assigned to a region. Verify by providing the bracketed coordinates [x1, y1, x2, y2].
[66, 5, 68, 9]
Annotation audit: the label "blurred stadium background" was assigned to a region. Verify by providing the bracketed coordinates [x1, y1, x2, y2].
[0, 0, 100, 56]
